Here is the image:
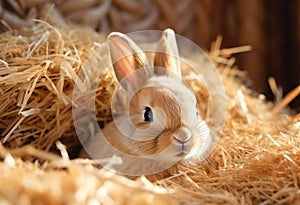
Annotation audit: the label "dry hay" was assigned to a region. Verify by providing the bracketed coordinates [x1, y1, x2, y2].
[0, 0, 237, 40]
[0, 22, 300, 205]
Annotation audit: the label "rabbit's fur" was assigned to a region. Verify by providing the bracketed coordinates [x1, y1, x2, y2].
[80, 29, 212, 175]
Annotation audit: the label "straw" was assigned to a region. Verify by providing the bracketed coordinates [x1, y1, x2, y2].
[0, 22, 299, 204]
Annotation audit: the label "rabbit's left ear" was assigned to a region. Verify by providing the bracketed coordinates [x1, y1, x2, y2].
[107, 32, 150, 86]
[154, 29, 181, 77]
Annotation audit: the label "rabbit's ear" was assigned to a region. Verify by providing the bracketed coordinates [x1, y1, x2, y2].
[108, 32, 150, 84]
[154, 29, 181, 77]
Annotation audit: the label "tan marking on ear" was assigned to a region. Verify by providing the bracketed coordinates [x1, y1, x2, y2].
[154, 28, 181, 76]
[108, 32, 150, 83]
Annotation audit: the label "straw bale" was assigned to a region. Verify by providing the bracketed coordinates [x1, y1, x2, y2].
[0, 21, 114, 158]
[0, 145, 178, 205]
[3, 0, 286, 94]
[0, 22, 299, 204]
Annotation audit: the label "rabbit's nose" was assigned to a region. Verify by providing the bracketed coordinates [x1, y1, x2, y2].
[174, 127, 192, 143]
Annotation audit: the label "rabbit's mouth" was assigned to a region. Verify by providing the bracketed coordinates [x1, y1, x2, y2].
[176, 151, 188, 157]
[174, 139, 193, 157]
[175, 148, 191, 157]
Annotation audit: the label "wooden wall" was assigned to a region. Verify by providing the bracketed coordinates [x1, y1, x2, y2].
[0, 0, 299, 109]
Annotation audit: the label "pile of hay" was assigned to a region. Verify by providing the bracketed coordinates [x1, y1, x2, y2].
[0, 22, 299, 204]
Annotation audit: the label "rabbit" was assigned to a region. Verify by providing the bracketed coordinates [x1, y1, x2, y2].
[80, 28, 212, 176]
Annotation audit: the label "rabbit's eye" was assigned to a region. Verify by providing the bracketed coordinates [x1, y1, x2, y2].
[144, 107, 153, 122]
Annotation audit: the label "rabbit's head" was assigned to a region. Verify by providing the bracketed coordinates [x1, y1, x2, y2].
[106, 29, 211, 165]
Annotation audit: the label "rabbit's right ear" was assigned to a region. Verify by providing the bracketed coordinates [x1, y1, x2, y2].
[107, 32, 150, 86]
[154, 29, 181, 77]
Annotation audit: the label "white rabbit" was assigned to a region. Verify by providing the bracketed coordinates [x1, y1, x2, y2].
[80, 29, 212, 175]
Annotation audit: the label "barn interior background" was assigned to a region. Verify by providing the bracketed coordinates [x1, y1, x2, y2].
[0, 0, 299, 110]
[0, 1, 299, 204]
